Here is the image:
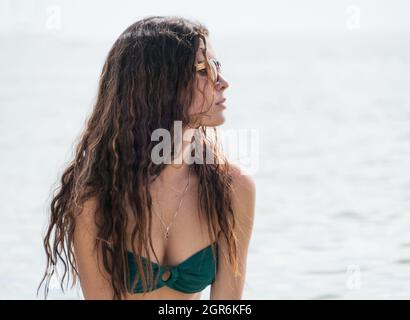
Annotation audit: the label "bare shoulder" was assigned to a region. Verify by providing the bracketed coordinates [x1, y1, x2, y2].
[227, 162, 256, 229]
[74, 196, 98, 218]
[72, 196, 114, 299]
[228, 162, 256, 205]
[73, 196, 103, 228]
[73, 196, 100, 250]
[210, 162, 256, 299]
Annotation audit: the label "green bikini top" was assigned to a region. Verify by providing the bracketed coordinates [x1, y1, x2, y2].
[126, 241, 218, 294]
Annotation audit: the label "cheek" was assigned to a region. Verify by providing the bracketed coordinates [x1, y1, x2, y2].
[188, 82, 216, 116]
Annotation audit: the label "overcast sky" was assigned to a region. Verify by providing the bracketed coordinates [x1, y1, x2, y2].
[1, 0, 410, 38]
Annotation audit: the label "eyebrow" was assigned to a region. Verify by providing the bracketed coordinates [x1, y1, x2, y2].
[196, 56, 217, 64]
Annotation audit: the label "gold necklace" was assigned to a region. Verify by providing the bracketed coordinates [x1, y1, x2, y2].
[152, 166, 191, 240]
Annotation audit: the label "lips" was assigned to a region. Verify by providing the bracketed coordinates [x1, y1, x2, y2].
[216, 98, 226, 104]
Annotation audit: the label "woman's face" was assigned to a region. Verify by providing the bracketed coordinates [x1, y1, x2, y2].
[187, 37, 229, 127]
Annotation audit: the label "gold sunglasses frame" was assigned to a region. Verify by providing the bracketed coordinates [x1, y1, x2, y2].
[194, 58, 222, 85]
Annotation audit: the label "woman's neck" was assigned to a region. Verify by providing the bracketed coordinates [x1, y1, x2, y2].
[156, 127, 199, 186]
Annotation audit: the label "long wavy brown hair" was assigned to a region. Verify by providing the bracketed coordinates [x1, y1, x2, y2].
[37, 16, 240, 300]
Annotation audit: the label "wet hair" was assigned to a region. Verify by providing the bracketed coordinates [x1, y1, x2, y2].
[38, 16, 240, 300]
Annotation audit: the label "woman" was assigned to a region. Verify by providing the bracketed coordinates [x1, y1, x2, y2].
[38, 16, 255, 300]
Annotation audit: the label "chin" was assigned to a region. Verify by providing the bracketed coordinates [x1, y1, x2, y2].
[208, 115, 225, 127]
[200, 110, 226, 127]
[216, 116, 226, 126]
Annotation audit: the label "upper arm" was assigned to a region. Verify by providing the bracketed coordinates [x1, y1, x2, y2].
[73, 198, 115, 299]
[210, 163, 256, 299]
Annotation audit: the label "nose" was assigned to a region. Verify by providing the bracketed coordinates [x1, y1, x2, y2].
[216, 73, 229, 90]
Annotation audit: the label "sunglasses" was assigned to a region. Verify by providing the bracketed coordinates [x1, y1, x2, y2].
[194, 58, 222, 86]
